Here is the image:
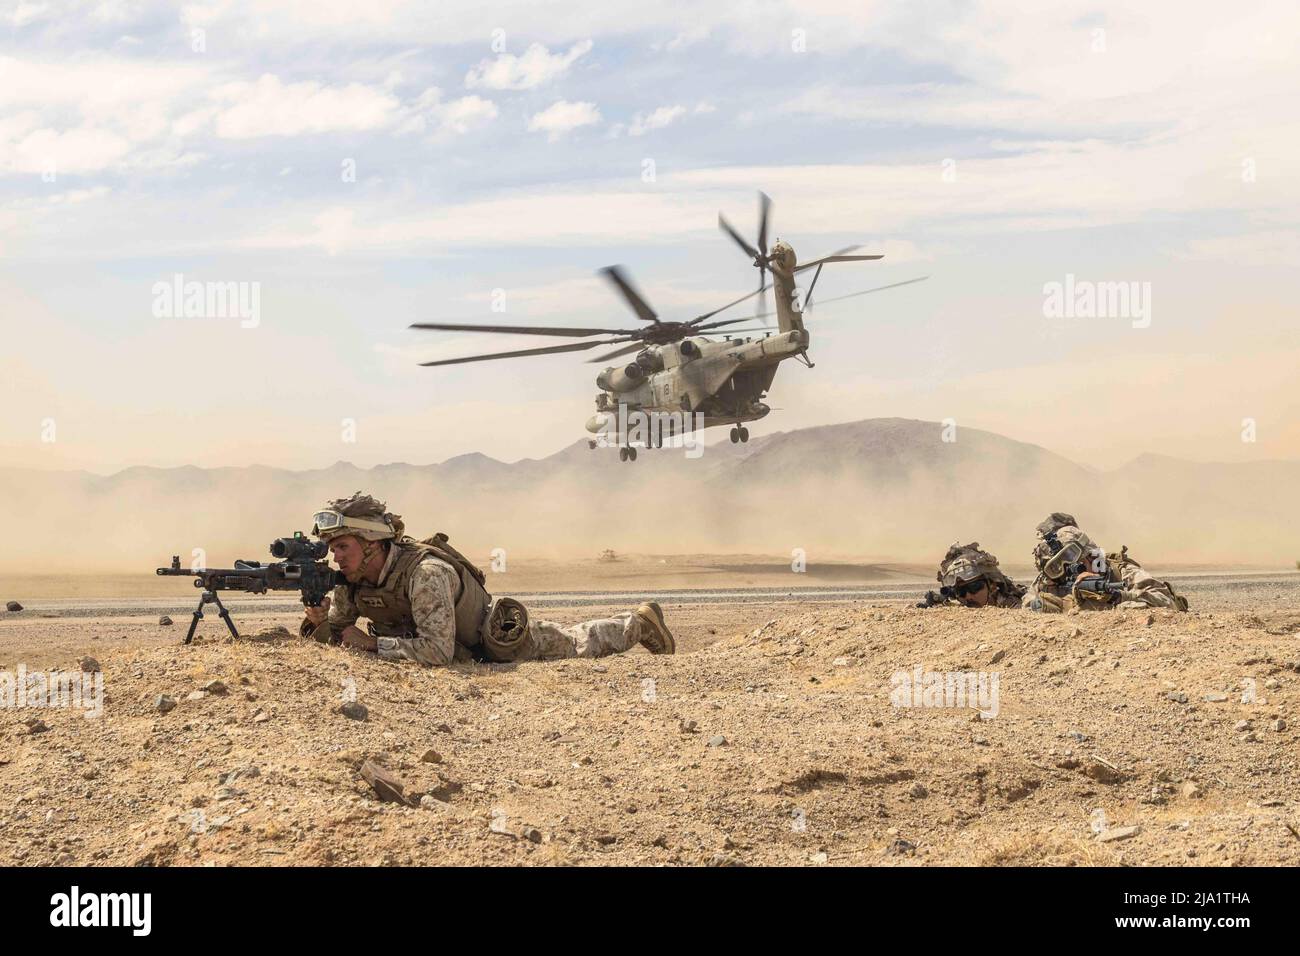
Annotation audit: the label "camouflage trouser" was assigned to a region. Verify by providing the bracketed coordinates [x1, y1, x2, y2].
[514, 611, 647, 661]
[1111, 555, 1186, 610]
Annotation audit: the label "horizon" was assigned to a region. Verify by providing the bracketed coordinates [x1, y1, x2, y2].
[5, 415, 1300, 478]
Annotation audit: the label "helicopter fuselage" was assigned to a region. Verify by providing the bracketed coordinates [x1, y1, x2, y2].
[586, 240, 808, 438]
[584, 327, 808, 434]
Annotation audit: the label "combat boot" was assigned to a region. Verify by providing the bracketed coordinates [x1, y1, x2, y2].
[635, 602, 675, 654]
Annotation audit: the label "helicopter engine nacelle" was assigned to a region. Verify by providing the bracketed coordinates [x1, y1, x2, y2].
[596, 363, 645, 393]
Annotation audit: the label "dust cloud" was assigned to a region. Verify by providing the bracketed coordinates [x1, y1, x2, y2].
[1, 418, 1295, 579]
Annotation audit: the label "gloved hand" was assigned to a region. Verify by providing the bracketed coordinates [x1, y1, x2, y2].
[1028, 592, 1066, 613]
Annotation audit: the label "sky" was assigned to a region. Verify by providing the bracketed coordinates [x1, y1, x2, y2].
[2, 0, 1298, 474]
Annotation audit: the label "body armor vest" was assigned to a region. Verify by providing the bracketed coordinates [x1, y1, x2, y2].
[349, 535, 491, 648]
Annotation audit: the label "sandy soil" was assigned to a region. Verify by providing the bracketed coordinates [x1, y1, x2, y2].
[2, 566, 1299, 867]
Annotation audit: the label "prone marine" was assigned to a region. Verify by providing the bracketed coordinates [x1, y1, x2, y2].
[916, 515, 1187, 614]
[300, 492, 676, 665]
[917, 542, 1026, 608]
[1021, 512, 1188, 613]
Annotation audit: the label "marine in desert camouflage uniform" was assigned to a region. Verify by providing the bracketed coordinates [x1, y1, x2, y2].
[1022, 512, 1188, 614]
[300, 493, 675, 666]
[917, 542, 1026, 608]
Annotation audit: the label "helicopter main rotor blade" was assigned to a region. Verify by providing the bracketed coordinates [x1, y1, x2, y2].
[793, 254, 883, 273]
[748, 276, 930, 320]
[420, 337, 633, 367]
[756, 191, 771, 257]
[410, 321, 635, 337]
[694, 315, 767, 332]
[718, 212, 760, 261]
[585, 341, 647, 364]
[599, 266, 658, 323]
[685, 284, 768, 325]
[805, 263, 825, 312]
[807, 275, 929, 306]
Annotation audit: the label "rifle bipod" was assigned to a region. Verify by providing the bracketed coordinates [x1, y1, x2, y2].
[184, 589, 241, 644]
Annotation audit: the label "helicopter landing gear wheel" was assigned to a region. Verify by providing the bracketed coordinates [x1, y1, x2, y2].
[729, 427, 740, 444]
[738, 427, 749, 442]
[619, 447, 629, 462]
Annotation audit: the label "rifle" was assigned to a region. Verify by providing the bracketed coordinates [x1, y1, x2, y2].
[157, 532, 340, 643]
[916, 586, 957, 609]
[1072, 575, 1126, 605]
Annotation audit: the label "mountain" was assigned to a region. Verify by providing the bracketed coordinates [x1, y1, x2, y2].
[1, 418, 1296, 572]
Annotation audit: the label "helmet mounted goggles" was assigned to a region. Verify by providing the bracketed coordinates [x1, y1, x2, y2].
[311, 510, 394, 538]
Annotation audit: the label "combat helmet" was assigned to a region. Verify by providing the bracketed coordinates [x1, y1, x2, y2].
[938, 542, 1005, 590]
[1032, 513, 1105, 580]
[311, 492, 405, 543]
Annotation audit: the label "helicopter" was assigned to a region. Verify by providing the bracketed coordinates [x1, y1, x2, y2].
[411, 193, 925, 461]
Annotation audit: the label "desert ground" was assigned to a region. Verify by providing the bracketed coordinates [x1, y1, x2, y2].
[1, 556, 1298, 866]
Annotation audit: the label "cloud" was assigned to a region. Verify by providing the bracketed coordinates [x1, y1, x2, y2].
[0, 49, 501, 178]
[0, 55, 210, 119]
[210, 74, 402, 138]
[234, 188, 704, 253]
[0, 54, 214, 174]
[312, 207, 356, 256]
[660, 24, 710, 52]
[465, 39, 592, 91]
[527, 100, 600, 140]
[92, 0, 140, 22]
[8, 2, 48, 27]
[435, 95, 498, 134]
[1178, 231, 1300, 267]
[46, 185, 111, 204]
[399, 89, 498, 136]
[774, 4, 1300, 151]
[1, 122, 133, 174]
[207, 79, 497, 141]
[628, 104, 686, 136]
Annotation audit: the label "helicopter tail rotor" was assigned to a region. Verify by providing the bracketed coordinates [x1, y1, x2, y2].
[719, 191, 773, 317]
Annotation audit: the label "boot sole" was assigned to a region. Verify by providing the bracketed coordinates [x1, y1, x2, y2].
[636, 601, 675, 654]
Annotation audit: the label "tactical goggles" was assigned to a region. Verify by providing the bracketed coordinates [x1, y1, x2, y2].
[1042, 540, 1084, 580]
[311, 510, 394, 537]
[941, 563, 986, 588]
